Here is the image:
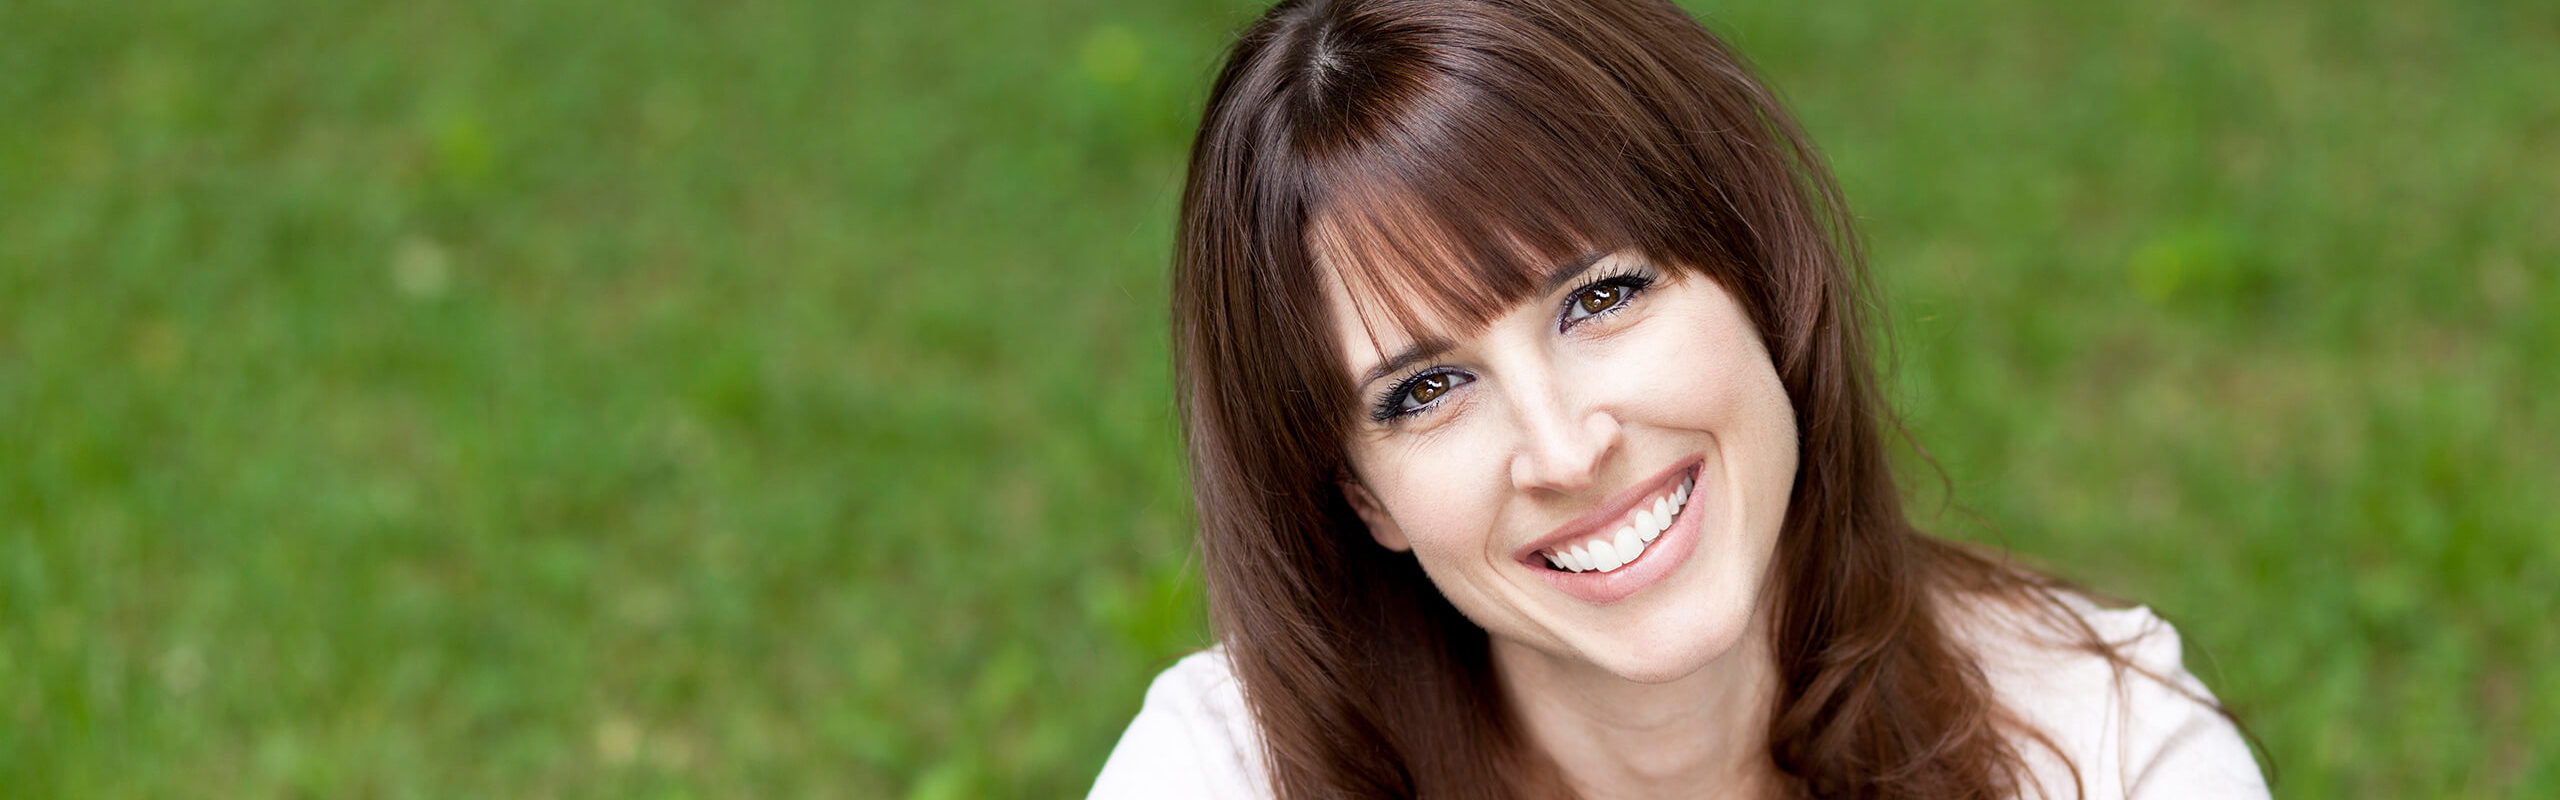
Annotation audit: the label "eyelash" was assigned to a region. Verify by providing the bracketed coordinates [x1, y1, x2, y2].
[1556, 268, 1653, 330]
[1366, 270, 1656, 424]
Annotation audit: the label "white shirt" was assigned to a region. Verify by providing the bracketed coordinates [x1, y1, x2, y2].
[1090, 597, 2269, 798]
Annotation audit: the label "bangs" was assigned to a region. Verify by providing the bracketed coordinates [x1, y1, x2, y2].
[1198, 0, 1818, 430]
[1300, 73, 1679, 348]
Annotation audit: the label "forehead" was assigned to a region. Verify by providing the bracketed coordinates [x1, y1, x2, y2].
[1311, 218, 1454, 350]
[1297, 157, 1638, 386]
[1310, 200, 1530, 334]
[1317, 253, 1448, 384]
[1315, 218, 1621, 384]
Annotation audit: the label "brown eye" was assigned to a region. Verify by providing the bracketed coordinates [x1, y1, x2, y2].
[1576, 285, 1623, 316]
[1409, 374, 1452, 405]
[1375, 370, 1477, 421]
[1561, 276, 1649, 326]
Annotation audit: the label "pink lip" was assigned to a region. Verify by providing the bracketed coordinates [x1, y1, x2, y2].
[1513, 458, 1705, 605]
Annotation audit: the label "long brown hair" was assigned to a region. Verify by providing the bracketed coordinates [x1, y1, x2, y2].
[1172, 1, 2201, 796]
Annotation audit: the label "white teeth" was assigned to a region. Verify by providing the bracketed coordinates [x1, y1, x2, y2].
[1536, 471, 1699, 571]
[1539, 474, 1702, 574]
[1588, 539, 1620, 571]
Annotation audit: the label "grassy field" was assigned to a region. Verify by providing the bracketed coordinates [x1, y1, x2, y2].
[3, 0, 2553, 796]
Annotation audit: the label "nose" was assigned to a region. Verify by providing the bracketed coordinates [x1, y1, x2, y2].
[1507, 378, 1622, 495]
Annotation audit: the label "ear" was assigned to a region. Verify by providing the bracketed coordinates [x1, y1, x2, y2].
[1340, 479, 1411, 552]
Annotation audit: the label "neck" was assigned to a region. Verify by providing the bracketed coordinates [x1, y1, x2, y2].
[1492, 601, 1782, 799]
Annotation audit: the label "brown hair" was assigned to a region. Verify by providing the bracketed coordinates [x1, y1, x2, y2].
[1172, 0, 2227, 796]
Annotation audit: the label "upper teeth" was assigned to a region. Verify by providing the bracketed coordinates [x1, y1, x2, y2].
[1542, 473, 1692, 574]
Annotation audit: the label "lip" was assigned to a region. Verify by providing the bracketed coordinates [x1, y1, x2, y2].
[1512, 457, 1706, 605]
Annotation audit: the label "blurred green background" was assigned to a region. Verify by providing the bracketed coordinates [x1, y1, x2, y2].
[3, 0, 2553, 795]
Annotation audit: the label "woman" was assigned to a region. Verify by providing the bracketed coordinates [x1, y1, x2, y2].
[1094, 0, 2268, 797]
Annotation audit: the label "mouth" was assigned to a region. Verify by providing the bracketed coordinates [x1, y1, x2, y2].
[1512, 458, 1706, 605]
[1512, 457, 1703, 573]
[1535, 472, 1692, 573]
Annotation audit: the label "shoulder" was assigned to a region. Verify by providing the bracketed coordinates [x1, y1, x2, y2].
[1088, 648, 1272, 799]
[1954, 590, 2270, 800]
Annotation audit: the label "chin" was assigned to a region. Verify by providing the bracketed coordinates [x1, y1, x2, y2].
[1581, 596, 1762, 684]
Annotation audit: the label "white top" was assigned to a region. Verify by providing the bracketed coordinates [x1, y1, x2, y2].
[1089, 598, 2269, 798]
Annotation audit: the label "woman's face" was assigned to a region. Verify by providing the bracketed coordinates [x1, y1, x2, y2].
[1330, 250, 1799, 683]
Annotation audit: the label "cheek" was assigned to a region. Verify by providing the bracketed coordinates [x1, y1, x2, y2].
[1593, 304, 1800, 498]
[1358, 439, 1511, 558]
[1652, 331, 1801, 518]
[1597, 327, 1761, 422]
[1378, 470, 1497, 554]
[1625, 293, 1785, 417]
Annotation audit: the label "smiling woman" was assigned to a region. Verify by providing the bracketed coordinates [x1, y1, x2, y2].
[1328, 253, 1801, 681]
[1090, 0, 2268, 798]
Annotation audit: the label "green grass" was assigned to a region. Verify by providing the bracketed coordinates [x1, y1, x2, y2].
[2, 0, 2552, 796]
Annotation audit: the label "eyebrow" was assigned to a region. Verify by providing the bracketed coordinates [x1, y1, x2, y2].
[1541, 249, 1614, 292]
[1353, 249, 1614, 389]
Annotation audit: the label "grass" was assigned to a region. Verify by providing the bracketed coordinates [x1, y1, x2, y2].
[1, 0, 2552, 796]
